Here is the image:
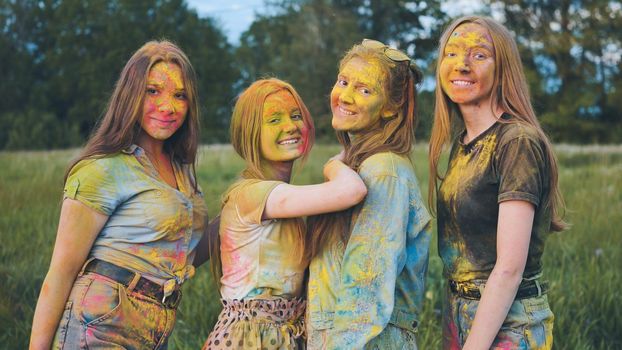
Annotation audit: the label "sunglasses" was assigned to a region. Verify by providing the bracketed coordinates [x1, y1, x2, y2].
[361, 39, 411, 63]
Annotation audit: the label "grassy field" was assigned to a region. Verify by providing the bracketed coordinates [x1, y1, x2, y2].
[1, 144, 620, 349]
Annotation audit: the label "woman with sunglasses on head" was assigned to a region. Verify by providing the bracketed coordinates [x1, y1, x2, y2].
[429, 16, 567, 349]
[202, 78, 367, 350]
[306, 40, 432, 349]
[30, 40, 208, 349]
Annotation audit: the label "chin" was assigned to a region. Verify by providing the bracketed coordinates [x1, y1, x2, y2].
[331, 119, 347, 131]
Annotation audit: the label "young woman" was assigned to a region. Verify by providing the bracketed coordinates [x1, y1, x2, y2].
[30, 40, 208, 349]
[202, 78, 367, 350]
[429, 16, 567, 349]
[306, 40, 432, 349]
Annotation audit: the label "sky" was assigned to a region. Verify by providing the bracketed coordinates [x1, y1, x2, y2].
[186, 0, 485, 44]
[186, 0, 267, 44]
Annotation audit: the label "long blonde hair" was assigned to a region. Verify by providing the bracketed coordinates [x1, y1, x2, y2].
[65, 40, 201, 190]
[428, 16, 567, 231]
[307, 43, 423, 259]
[209, 78, 316, 284]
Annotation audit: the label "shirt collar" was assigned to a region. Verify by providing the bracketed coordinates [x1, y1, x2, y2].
[121, 144, 139, 154]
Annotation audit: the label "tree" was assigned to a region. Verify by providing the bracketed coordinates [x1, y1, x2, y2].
[0, 0, 239, 149]
[490, 0, 622, 142]
[236, 0, 445, 141]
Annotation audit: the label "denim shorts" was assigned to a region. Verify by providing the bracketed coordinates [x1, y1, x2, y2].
[442, 280, 554, 350]
[52, 272, 177, 349]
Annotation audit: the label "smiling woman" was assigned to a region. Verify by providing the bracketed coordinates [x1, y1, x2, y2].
[429, 16, 567, 350]
[202, 78, 367, 350]
[306, 40, 432, 349]
[29, 40, 208, 349]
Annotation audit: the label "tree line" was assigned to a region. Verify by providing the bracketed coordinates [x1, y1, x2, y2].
[1, 0, 620, 150]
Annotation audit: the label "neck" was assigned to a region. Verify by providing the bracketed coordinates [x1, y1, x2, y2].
[459, 99, 504, 143]
[261, 160, 293, 182]
[136, 133, 166, 158]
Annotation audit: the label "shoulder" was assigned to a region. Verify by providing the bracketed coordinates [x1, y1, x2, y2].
[68, 153, 129, 178]
[359, 152, 413, 179]
[497, 120, 543, 148]
[225, 178, 283, 203]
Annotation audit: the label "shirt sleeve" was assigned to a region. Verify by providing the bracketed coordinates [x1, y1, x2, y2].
[63, 158, 123, 216]
[234, 180, 282, 225]
[495, 135, 547, 206]
[328, 174, 409, 349]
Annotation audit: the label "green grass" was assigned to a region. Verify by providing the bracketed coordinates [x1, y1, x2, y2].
[1, 144, 620, 349]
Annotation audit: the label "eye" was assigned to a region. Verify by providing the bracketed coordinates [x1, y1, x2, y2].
[175, 92, 188, 100]
[337, 79, 347, 87]
[360, 88, 371, 96]
[445, 51, 457, 58]
[146, 87, 158, 95]
[267, 117, 280, 124]
[291, 113, 303, 121]
[473, 52, 488, 60]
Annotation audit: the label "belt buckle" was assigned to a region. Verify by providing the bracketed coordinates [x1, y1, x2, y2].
[162, 289, 182, 308]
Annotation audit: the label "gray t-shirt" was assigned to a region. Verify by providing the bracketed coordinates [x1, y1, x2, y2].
[438, 116, 552, 282]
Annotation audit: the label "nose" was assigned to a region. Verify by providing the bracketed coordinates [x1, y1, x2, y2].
[338, 85, 355, 105]
[158, 96, 176, 114]
[282, 116, 299, 134]
[455, 55, 471, 73]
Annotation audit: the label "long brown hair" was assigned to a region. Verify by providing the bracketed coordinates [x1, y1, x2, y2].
[209, 78, 316, 284]
[307, 42, 423, 260]
[428, 16, 567, 231]
[64, 40, 201, 190]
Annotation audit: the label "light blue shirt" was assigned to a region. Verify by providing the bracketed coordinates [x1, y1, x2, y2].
[64, 145, 208, 289]
[307, 152, 432, 349]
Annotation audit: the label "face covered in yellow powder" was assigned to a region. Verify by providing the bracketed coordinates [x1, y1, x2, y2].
[440, 23, 496, 108]
[259, 90, 308, 163]
[330, 56, 393, 134]
[141, 62, 188, 142]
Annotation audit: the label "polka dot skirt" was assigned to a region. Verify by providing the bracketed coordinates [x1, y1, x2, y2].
[203, 297, 306, 349]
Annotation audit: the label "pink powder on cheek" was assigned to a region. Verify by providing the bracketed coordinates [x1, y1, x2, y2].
[299, 126, 310, 153]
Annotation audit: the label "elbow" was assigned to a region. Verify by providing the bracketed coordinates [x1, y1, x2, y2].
[353, 181, 368, 203]
[345, 180, 367, 206]
[491, 265, 524, 287]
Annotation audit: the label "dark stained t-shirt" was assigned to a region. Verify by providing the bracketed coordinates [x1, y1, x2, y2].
[437, 115, 552, 282]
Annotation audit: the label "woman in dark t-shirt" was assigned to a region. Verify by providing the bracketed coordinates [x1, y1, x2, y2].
[428, 16, 567, 349]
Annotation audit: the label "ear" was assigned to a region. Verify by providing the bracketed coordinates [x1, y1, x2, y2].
[381, 106, 397, 119]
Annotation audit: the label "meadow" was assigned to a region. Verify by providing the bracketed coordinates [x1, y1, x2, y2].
[1, 144, 620, 349]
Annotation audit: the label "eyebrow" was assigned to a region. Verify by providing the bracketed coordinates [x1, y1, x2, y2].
[445, 42, 493, 51]
[338, 74, 377, 92]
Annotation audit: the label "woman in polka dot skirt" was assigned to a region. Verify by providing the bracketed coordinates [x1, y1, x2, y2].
[202, 78, 367, 349]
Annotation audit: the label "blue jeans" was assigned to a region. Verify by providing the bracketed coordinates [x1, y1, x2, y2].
[442, 280, 554, 350]
[52, 272, 177, 349]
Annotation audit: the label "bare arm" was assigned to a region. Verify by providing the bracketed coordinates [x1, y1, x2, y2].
[263, 157, 367, 219]
[30, 199, 108, 349]
[462, 200, 534, 350]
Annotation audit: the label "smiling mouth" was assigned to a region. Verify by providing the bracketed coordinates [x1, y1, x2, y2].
[338, 106, 356, 116]
[152, 118, 177, 124]
[451, 80, 475, 86]
[278, 138, 300, 145]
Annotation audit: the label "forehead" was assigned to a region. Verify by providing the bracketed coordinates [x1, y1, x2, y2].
[263, 90, 298, 116]
[148, 62, 184, 87]
[447, 23, 493, 49]
[339, 56, 385, 86]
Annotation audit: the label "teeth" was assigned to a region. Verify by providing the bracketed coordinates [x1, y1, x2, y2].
[452, 80, 474, 86]
[278, 139, 298, 145]
[339, 106, 355, 115]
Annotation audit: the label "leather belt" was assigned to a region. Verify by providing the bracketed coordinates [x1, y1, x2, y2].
[84, 259, 182, 309]
[449, 279, 548, 300]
